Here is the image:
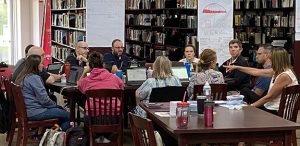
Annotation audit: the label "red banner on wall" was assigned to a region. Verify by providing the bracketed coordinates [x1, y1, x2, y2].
[41, 0, 52, 67]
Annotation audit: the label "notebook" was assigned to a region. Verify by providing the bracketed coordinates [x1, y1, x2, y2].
[47, 63, 63, 74]
[126, 68, 147, 86]
[172, 67, 189, 82]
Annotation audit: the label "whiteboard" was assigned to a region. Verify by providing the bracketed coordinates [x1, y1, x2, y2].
[197, 0, 233, 64]
[86, 0, 125, 47]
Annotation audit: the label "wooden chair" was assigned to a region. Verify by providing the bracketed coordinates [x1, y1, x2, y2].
[129, 113, 157, 146]
[277, 85, 300, 146]
[2, 76, 15, 146]
[10, 82, 59, 146]
[85, 89, 124, 146]
[193, 83, 227, 100]
[149, 86, 187, 102]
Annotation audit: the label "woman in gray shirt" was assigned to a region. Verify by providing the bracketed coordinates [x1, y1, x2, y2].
[15, 55, 70, 131]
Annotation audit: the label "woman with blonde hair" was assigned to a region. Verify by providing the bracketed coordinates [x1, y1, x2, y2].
[224, 47, 298, 114]
[135, 56, 181, 117]
[187, 49, 224, 99]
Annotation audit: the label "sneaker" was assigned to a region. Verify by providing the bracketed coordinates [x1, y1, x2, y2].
[95, 136, 111, 143]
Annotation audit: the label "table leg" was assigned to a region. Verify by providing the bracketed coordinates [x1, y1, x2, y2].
[178, 136, 188, 146]
[69, 96, 75, 123]
[283, 131, 292, 146]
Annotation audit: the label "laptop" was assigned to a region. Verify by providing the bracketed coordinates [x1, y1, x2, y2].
[172, 67, 189, 82]
[54, 66, 84, 86]
[126, 68, 147, 86]
[47, 63, 63, 74]
[171, 61, 185, 67]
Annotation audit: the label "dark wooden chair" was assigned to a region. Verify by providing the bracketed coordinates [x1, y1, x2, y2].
[277, 84, 300, 146]
[193, 83, 227, 100]
[2, 76, 15, 146]
[149, 86, 187, 102]
[11, 82, 59, 146]
[85, 89, 124, 146]
[129, 113, 157, 146]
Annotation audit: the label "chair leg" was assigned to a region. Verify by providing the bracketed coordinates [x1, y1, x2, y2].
[89, 131, 93, 146]
[16, 127, 22, 146]
[292, 130, 297, 146]
[7, 120, 16, 146]
[22, 128, 29, 146]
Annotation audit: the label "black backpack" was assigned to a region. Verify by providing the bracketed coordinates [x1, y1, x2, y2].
[66, 127, 87, 146]
[0, 83, 10, 133]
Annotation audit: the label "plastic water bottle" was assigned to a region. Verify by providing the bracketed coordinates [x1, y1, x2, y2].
[147, 67, 153, 79]
[61, 74, 66, 83]
[203, 81, 211, 100]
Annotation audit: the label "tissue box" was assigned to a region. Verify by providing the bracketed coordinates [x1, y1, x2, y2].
[226, 95, 244, 105]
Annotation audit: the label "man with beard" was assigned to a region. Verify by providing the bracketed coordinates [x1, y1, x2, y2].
[103, 39, 130, 73]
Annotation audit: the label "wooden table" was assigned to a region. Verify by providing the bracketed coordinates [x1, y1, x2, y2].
[140, 103, 300, 146]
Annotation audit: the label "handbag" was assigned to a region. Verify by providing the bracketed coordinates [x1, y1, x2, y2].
[39, 125, 66, 146]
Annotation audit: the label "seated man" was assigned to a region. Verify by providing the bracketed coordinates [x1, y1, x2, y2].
[65, 41, 89, 67]
[103, 39, 130, 73]
[219, 39, 251, 92]
[240, 45, 272, 104]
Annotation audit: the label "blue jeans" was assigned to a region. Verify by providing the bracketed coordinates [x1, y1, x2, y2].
[28, 107, 70, 131]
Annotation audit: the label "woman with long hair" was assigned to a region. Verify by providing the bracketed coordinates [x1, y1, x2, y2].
[135, 56, 181, 117]
[224, 47, 298, 114]
[187, 49, 224, 100]
[15, 55, 70, 131]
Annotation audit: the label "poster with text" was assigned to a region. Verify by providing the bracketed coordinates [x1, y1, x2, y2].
[198, 0, 233, 64]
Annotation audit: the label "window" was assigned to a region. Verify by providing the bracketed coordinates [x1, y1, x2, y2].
[0, 0, 11, 64]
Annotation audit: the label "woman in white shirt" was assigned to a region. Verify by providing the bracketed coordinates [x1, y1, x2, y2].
[179, 45, 199, 72]
[224, 47, 298, 114]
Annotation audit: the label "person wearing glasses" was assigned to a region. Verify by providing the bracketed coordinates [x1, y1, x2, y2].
[103, 39, 130, 73]
[65, 41, 89, 67]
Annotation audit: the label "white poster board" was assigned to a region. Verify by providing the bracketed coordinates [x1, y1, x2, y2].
[198, 0, 233, 64]
[296, 0, 300, 40]
[86, 0, 125, 47]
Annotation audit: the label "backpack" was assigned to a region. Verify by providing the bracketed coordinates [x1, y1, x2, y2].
[0, 84, 10, 133]
[66, 127, 87, 146]
[39, 127, 66, 146]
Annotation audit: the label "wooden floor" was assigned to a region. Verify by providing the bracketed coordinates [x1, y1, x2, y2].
[1, 112, 300, 146]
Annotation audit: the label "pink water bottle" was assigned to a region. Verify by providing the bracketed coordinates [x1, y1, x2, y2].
[204, 101, 214, 127]
[176, 102, 190, 128]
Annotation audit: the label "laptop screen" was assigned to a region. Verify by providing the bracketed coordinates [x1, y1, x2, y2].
[172, 67, 188, 80]
[67, 66, 83, 84]
[47, 63, 63, 74]
[126, 68, 147, 82]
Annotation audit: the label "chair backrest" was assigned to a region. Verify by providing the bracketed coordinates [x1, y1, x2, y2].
[277, 85, 300, 122]
[10, 82, 28, 126]
[1, 77, 15, 120]
[0, 68, 13, 91]
[193, 84, 227, 100]
[85, 89, 124, 126]
[129, 113, 157, 146]
[149, 86, 186, 102]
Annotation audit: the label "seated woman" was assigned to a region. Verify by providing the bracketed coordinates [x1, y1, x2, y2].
[77, 51, 124, 116]
[187, 49, 224, 100]
[224, 47, 298, 114]
[15, 55, 70, 131]
[135, 56, 181, 117]
[179, 45, 199, 72]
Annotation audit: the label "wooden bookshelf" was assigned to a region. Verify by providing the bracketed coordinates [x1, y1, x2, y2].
[233, 0, 295, 66]
[125, 0, 198, 62]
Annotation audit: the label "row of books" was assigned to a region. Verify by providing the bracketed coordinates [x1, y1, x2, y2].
[126, 28, 166, 45]
[234, 14, 294, 27]
[52, 0, 86, 10]
[125, 14, 197, 28]
[234, 0, 294, 9]
[126, 0, 165, 10]
[52, 30, 85, 47]
[51, 45, 71, 62]
[52, 13, 86, 29]
[235, 28, 288, 44]
[177, 0, 197, 9]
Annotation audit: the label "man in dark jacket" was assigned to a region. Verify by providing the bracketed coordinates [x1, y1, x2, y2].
[219, 39, 251, 92]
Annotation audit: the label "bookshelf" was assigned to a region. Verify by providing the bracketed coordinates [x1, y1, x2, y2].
[125, 0, 198, 62]
[233, 0, 295, 66]
[50, 0, 86, 63]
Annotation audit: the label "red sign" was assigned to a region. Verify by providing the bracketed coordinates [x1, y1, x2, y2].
[41, 0, 52, 67]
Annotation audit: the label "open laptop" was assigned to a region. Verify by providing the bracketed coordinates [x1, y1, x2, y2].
[47, 63, 63, 74]
[171, 61, 185, 67]
[172, 67, 189, 82]
[53, 66, 83, 87]
[126, 68, 147, 86]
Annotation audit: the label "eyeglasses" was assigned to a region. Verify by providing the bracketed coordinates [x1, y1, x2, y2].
[114, 47, 125, 49]
[79, 47, 89, 50]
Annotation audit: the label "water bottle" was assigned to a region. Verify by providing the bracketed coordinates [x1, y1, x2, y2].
[147, 67, 153, 79]
[61, 74, 67, 83]
[204, 101, 214, 127]
[176, 102, 190, 128]
[203, 81, 211, 100]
